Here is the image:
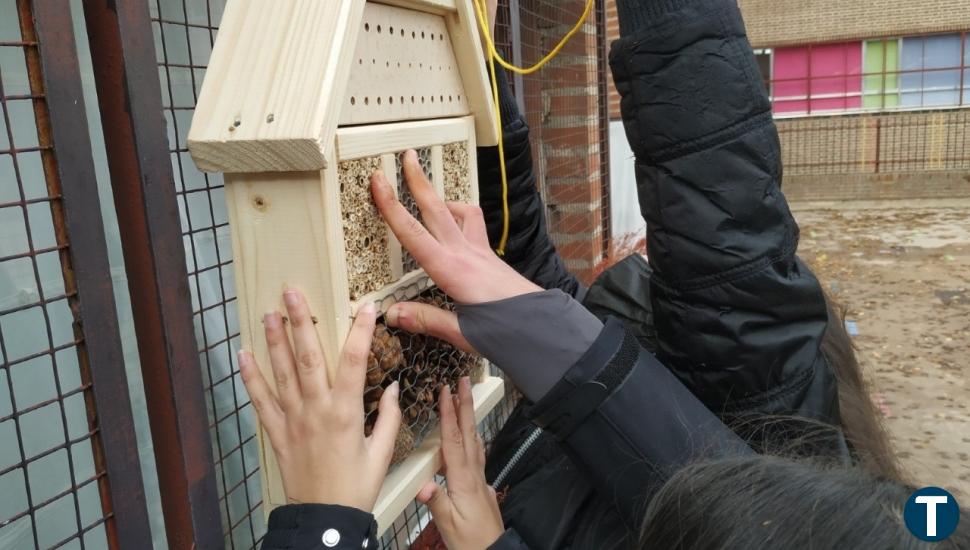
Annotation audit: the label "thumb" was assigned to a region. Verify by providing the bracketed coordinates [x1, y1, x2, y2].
[417, 480, 453, 521]
[386, 302, 476, 353]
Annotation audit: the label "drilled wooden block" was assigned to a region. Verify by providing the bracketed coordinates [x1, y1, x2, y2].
[443, 141, 471, 202]
[340, 156, 393, 300]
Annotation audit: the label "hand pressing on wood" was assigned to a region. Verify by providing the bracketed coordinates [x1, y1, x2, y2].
[370, 149, 541, 349]
[238, 290, 401, 512]
[417, 377, 505, 550]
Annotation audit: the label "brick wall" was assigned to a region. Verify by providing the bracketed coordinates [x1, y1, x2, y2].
[778, 109, 970, 176]
[605, 0, 621, 120]
[737, 0, 970, 48]
[779, 109, 970, 201]
[513, 0, 608, 284]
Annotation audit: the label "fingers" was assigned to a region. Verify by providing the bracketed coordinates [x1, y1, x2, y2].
[335, 302, 378, 403]
[238, 350, 284, 438]
[446, 202, 490, 251]
[417, 480, 453, 523]
[438, 384, 467, 470]
[385, 302, 476, 353]
[370, 171, 444, 272]
[368, 381, 401, 464]
[283, 289, 329, 398]
[263, 311, 300, 412]
[401, 150, 463, 245]
[456, 377, 481, 466]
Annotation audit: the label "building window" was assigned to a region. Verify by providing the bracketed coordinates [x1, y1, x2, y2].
[900, 34, 963, 107]
[863, 39, 900, 109]
[754, 48, 773, 96]
[772, 42, 863, 115]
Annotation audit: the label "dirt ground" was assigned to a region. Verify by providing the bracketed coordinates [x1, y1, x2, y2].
[793, 200, 970, 499]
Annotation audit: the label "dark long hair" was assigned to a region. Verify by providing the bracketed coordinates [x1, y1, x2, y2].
[639, 455, 967, 549]
[821, 295, 903, 480]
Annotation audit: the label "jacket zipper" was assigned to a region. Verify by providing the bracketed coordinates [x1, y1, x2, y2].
[490, 426, 543, 489]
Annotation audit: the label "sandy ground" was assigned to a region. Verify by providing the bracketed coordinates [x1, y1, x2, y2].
[793, 201, 970, 499]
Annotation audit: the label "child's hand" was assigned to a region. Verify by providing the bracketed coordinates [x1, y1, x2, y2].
[370, 150, 541, 305]
[238, 290, 401, 512]
[418, 377, 505, 550]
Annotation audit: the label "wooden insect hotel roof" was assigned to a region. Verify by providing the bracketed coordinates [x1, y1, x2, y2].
[187, 0, 498, 173]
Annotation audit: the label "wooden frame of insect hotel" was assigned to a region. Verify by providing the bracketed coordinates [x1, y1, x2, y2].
[186, 0, 505, 531]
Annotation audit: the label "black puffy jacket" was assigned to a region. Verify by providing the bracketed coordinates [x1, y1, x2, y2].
[478, 0, 846, 547]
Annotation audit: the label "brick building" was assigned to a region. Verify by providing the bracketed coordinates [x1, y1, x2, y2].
[606, 0, 970, 203]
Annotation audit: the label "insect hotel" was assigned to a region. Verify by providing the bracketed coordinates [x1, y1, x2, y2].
[186, 0, 505, 531]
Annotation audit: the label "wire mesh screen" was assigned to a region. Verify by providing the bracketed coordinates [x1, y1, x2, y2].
[147, 1, 520, 548]
[493, 0, 614, 284]
[0, 3, 112, 548]
[367, 289, 486, 465]
[148, 1, 265, 548]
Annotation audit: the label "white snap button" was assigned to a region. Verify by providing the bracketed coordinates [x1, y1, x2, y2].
[322, 528, 341, 547]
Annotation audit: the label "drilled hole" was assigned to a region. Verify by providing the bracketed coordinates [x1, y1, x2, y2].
[448, 95, 453, 102]
[430, 96, 435, 103]
[431, 33, 435, 41]
[377, 96, 382, 105]
[365, 22, 370, 31]
[400, 28, 405, 36]
[400, 96, 405, 104]
[372, 58, 376, 64]
[386, 61, 390, 67]
[351, 96, 356, 105]
[377, 24, 382, 33]
[412, 31, 416, 38]
[421, 96, 425, 103]
[421, 31, 425, 39]
[389, 96, 394, 104]
[411, 95, 415, 103]
[439, 95, 443, 102]
[365, 97, 369, 105]
[440, 33, 444, 41]
[389, 26, 394, 34]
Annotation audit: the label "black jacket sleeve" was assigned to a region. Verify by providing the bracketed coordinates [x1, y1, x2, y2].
[608, 0, 840, 424]
[488, 528, 532, 549]
[477, 68, 583, 298]
[260, 503, 378, 550]
[527, 317, 752, 529]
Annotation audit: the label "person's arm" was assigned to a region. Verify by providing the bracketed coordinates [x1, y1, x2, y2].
[610, 0, 837, 421]
[373, 154, 751, 538]
[477, 68, 583, 298]
[238, 294, 401, 550]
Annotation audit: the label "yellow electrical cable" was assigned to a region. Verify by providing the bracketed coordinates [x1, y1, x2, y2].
[472, 0, 595, 255]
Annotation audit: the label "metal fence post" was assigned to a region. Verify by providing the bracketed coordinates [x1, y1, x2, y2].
[79, 0, 224, 548]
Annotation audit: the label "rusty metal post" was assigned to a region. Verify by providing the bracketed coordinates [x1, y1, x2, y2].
[23, 0, 154, 547]
[79, 0, 224, 548]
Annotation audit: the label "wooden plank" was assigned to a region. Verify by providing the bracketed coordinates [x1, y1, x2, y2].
[340, 3, 470, 125]
[373, 375, 506, 532]
[188, 0, 366, 173]
[225, 151, 351, 509]
[373, 0, 456, 15]
[445, 0, 499, 146]
[431, 144, 446, 196]
[336, 116, 472, 160]
[350, 269, 434, 315]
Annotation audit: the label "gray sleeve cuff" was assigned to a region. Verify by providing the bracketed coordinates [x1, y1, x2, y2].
[456, 289, 603, 401]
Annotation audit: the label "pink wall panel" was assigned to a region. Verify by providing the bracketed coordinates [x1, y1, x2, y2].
[772, 42, 863, 114]
[773, 47, 810, 113]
